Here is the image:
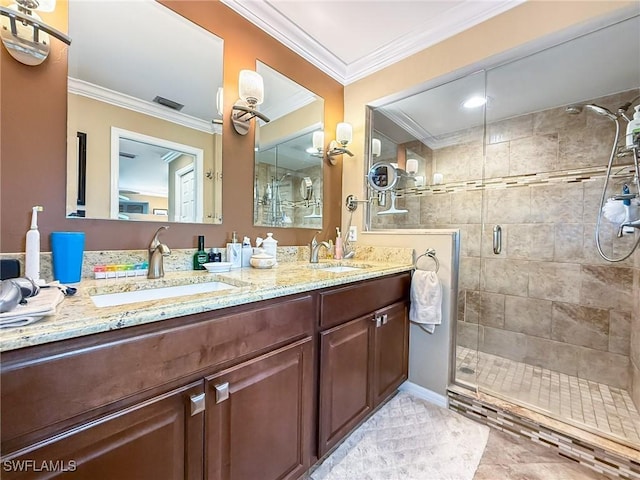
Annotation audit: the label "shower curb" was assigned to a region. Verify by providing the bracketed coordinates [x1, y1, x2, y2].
[448, 389, 640, 480]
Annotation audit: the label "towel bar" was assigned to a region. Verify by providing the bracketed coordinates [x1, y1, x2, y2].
[413, 248, 439, 272]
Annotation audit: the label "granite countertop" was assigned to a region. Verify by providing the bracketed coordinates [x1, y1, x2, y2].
[0, 259, 413, 353]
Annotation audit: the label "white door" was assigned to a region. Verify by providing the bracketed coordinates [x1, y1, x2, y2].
[176, 167, 195, 222]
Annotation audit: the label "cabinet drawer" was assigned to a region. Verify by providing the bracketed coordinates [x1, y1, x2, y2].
[319, 273, 410, 329]
[1, 294, 314, 452]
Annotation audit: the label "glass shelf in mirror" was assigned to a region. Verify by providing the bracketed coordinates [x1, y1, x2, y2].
[66, 0, 223, 224]
[253, 61, 325, 229]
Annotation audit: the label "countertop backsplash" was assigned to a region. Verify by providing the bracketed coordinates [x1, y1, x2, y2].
[0, 245, 414, 282]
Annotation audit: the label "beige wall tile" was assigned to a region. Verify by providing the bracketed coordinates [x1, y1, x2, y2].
[609, 310, 631, 356]
[530, 182, 584, 223]
[460, 256, 481, 290]
[451, 190, 483, 224]
[533, 104, 587, 135]
[580, 265, 633, 311]
[485, 187, 531, 224]
[528, 261, 581, 303]
[577, 348, 630, 389]
[530, 225, 555, 261]
[459, 224, 482, 257]
[478, 292, 506, 328]
[457, 320, 481, 349]
[504, 295, 552, 338]
[557, 121, 613, 170]
[482, 258, 529, 296]
[504, 224, 530, 259]
[509, 134, 558, 176]
[486, 114, 533, 144]
[523, 336, 581, 377]
[481, 327, 527, 363]
[485, 142, 509, 178]
[554, 223, 584, 262]
[551, 302, 610, 351]
[420, 194, 451, 225]
[464, 289, 481, 324]
[632, 360, 640, 411]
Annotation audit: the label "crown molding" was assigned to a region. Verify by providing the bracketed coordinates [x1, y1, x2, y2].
[221, 0, 524, 85]
[68, 78, 222, 135]
[220, 0, 347, 83]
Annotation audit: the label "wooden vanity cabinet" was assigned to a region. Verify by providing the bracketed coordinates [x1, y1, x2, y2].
[0, 293, 315, 480]
[317, 273, 410, 457]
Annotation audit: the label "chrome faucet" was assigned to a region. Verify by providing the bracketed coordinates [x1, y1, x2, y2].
[148, 226, 171, 279]
[309, 232, 331, 263]
[617, 218, 640, 237]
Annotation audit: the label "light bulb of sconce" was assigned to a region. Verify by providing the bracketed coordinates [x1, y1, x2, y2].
[238, 70, 264, 106]
[336, 122, 352, 145]
[372, 138, 381, 157]
[406, 158, 419, 175]
[312, 131, 324, 151]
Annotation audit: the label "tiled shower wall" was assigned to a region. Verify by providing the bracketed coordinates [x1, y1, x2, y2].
[372, 90, 639, 394]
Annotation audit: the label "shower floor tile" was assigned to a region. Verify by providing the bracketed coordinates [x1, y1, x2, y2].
[456, 346, 640, 448]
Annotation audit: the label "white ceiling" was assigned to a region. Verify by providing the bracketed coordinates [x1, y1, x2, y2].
[221, 0, 525, 85]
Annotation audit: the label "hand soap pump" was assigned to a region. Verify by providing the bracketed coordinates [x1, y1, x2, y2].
[226, 231, 242, 269]
[25, 206, 44, 284]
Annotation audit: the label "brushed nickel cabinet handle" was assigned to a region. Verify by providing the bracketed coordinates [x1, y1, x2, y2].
[190, 393, 206, 416]
[215, 382, 229, 404]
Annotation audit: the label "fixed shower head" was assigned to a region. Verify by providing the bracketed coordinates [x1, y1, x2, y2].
[584, 104, 617, 121]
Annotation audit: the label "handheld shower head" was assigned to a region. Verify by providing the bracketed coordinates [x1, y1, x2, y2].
[584, 104, 617, 121]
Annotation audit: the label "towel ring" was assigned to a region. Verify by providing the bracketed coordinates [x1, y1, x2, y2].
[414, 248, 439, 273]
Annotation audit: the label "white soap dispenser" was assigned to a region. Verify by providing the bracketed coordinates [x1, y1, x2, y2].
[626, 105, 640, 149]
[25, 206, 44, 284]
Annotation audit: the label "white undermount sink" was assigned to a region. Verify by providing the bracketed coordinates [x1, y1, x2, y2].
[90, 281, 238, 308]
[319, 265, 363, 273]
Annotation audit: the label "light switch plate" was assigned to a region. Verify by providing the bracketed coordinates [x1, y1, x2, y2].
[348, 226, 357, 242]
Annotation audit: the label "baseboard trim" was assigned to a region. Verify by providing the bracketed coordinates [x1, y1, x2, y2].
[399, 381, 448, 408]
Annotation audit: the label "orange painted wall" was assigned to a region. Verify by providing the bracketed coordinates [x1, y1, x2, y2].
[0, 0, 344, 252]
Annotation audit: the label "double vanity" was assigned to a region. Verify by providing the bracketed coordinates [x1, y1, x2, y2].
[0, 258, 412, 479]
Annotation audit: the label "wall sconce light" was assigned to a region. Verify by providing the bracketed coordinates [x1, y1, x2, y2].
[326, 122, 354, 165]
[306, 131, 325, 157]
[406, 158, 419, 175]
[0, 0, 71, 66]
[372, 138, 381, 157]
[231, 70, 270, 135]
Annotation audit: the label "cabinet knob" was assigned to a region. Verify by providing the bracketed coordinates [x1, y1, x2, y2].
[381, 314, 388, 325]
[190, 392, 206, 416]
[215, 382, 230, 404]
[373, 315, 382, 327]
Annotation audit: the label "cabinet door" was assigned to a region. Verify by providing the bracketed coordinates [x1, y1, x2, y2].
[318, 315, 374, 457]
[205, 337, 313, 480]
[1, 381, 204, 480]
[373, 301, 409, 407]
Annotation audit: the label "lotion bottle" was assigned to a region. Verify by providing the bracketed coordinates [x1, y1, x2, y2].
[25, 206, 44, 284]
[334, 227, 343, 260]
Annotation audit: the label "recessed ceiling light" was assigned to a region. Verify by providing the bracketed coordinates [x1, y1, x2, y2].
[462, 96, 487, 109]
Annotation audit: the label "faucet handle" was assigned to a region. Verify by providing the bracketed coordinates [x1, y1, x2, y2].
[150, 225, 169, 250]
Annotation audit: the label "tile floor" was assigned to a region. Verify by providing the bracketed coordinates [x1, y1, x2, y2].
[474, 428, 614, 479]
[456, 346, 640, 447]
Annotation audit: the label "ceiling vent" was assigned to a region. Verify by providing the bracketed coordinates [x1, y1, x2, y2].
[119, 152, 136, 159]
[153, 95, 184, 111]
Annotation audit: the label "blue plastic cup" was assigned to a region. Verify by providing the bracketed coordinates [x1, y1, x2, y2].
[51, 232, 85, 284]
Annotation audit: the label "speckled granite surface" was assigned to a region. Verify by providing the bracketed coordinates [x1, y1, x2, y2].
[0, 247, 413, 352]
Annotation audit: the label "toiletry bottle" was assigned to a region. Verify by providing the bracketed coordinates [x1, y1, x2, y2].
[241, 236, 252, 268]
[209, 248, 222, 262]
[262, 232, 278, 264]
[227, 231, 242, 269]
[193, 235, 208, 270]
[25, 206, 44, 284]
[626, 105, 640, 148]
[334, 227, 343, 260]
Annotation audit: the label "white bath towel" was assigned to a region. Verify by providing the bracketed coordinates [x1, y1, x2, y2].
[409, 270, 442, 334]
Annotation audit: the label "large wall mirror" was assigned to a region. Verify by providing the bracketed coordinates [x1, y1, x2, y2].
[66, 0, 224, 223]
[253, 61, 324, 229]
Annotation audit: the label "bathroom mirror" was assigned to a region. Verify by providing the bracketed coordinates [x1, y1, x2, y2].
[65, 0, 224, 223]
[253, 61, 325, 229]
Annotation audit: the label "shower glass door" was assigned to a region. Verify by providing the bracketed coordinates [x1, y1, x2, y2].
[476, 15, 640, 448]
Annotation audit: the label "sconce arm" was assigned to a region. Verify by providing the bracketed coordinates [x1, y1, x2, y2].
[0, 6, 71, 45]
[231, 104, 271, 123]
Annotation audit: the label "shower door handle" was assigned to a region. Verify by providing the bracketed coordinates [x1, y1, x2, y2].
[493, 225, 502, 254]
